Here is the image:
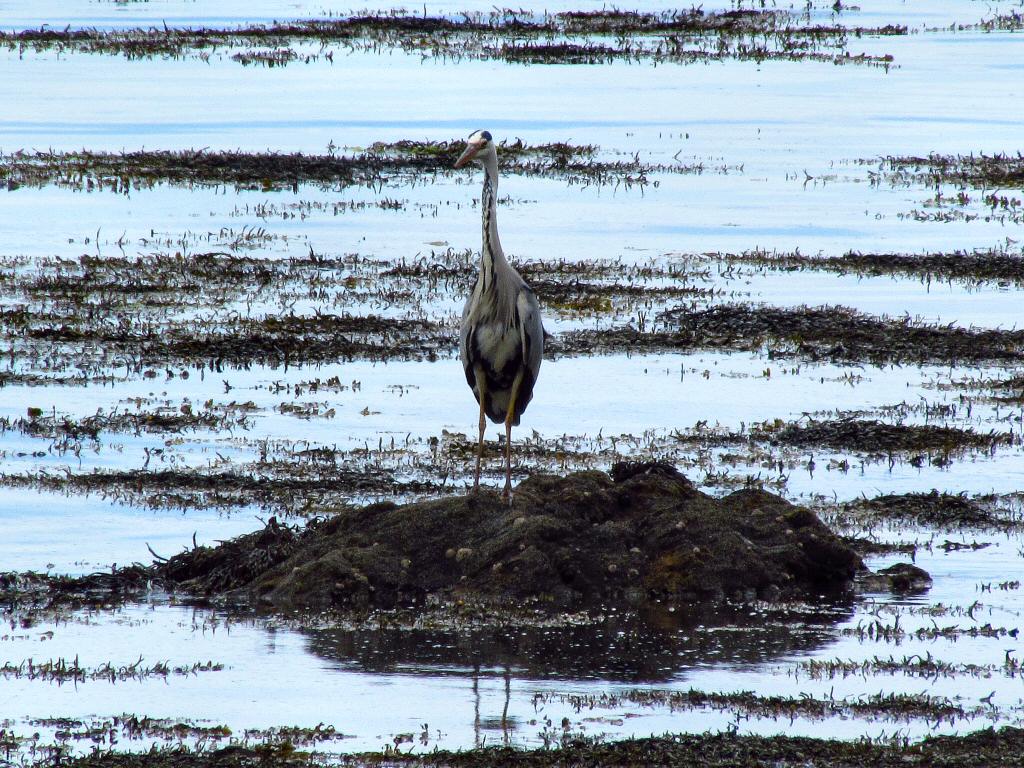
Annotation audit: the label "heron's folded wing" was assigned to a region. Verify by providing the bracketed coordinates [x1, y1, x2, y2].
[516, 286, 544, 381]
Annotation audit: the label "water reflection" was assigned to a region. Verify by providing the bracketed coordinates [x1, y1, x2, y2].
[303, 601, 854, 684]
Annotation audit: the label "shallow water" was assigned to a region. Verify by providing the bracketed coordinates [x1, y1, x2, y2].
[2, 0, 1024, 757]
[3, 535, 1022, 753]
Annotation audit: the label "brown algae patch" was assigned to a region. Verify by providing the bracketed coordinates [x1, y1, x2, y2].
[799, 654, 1024, 681]
[843, 491, 1024, 531]
[540, 688, 978, 724]
[0, 140, 721, 193]
[10, 247, 1022, 380]
[12, 718, 348, 760]
[956, 11, 1024, 32]
[62, 310, 438, 368]
[2, 415, 1008, 516]
[0, 657, 223, 684]
[871, 152, 1024, 189]
[0, 10, 903, 68]
[710, 247, 1024, 287]
[0, 250, 718, 381]
[3, 302, 447, 375]
[986, 374, 1024, 404]
[570, 303, 1024, 364]
[6, 401, 256, 442]
[771, 419, 1009, 455]
[862, 153, 1024, 224]
[1, 463, 440, 515]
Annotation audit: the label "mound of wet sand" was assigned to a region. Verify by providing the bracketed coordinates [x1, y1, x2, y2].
[156, 463, 863, 611]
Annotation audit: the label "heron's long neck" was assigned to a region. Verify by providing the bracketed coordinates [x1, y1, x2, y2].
[479, 155, 505, 289]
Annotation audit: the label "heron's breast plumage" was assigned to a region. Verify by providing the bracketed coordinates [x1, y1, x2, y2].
[460, 280, 541, 425]
[470, 321, 524, 387]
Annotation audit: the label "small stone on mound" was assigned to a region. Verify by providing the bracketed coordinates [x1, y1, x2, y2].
[859, 562, 933, 594]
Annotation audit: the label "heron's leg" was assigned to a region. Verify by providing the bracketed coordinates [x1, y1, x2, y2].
[474, 366, 487, 492]
[503, 414, 513, 500]
[502, 370, 526, 501]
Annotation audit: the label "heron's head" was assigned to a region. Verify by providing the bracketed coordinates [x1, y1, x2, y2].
[454, 129, 494, 169]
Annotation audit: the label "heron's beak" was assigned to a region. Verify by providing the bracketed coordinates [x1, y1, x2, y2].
[454, 141, 483, 169]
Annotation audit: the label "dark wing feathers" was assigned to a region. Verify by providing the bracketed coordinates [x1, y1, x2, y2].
[462, 324, 478, 390]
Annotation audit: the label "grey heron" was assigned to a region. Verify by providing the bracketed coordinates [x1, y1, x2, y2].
[455, 129, 544, 499]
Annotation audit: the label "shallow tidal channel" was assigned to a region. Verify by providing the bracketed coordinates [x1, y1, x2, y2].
[2, 0, 1024, 762]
